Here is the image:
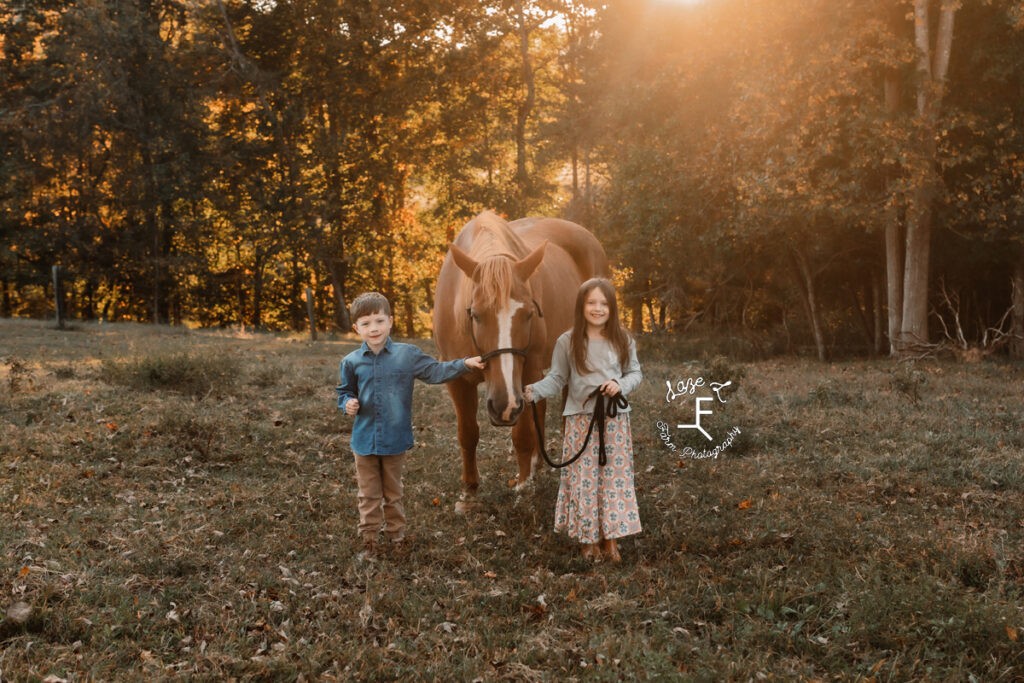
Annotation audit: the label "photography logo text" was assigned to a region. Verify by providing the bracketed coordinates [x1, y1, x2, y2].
[657, 376, 741, 459]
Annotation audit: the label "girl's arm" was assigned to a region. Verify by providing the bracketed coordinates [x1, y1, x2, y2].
[615, 337, 643, 396]
[527, 334, 571, 401]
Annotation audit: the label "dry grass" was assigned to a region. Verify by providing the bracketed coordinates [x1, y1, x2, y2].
[1, 318, 1023, 680]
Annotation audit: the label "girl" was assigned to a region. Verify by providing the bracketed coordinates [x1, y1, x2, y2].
[525, 278, 643, 562]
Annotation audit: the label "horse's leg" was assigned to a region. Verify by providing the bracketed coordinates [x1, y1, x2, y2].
[512, 397, 544, 488]
[447, 378, 481, 513]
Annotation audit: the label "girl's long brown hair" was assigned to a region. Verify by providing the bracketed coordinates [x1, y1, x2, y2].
[570, 278, 631, 375]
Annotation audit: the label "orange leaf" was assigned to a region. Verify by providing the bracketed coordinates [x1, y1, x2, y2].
[432, 498, 441, 506]
[19, 566, 30, 577]
[738, 499, 752, 510]
[1008, 626, 1018, 642]
[106, 422, 118, 431]
[484, 571, 497, 579]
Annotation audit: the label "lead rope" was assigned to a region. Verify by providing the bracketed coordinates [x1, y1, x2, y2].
[531, 388, 628, 469]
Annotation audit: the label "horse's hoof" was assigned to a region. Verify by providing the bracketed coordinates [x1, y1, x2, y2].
[455, 500, 482, 514]
[513, 476, 534, 492]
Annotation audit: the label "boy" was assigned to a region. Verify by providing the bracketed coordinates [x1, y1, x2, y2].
[336, 292, 484, 555]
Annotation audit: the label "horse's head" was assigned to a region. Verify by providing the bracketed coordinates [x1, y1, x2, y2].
[450, 240, 547, 426]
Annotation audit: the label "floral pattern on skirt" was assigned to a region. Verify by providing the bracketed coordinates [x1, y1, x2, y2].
[553, 412, 642, 543]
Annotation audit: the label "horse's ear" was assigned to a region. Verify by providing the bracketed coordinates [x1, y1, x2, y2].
[514, 240, 547, 281]
[449, 242, 478, 279]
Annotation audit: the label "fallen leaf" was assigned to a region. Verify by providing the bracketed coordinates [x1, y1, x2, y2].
[1008, 625, 1018, 642]
[432, 498, 441, 506]
[484, 571, 497, 578]
[106, 422, 118, 431]
[19, 566, 29, 577]
[6, 601, 31, 624]
[738, 499, 752, 510]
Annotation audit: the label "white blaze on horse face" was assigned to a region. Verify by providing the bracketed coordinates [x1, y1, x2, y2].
[497, 298, 526, 421]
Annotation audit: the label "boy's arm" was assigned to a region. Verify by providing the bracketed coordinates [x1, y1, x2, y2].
[410, 347, 473, 384]
[336, 358, 359, 411]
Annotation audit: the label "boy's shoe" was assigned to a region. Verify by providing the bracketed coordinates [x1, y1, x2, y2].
[361, 537, 381, 559]
[387, 534, 412, 555]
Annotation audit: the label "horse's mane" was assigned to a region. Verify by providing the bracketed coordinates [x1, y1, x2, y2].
[460, 212, 529, 311]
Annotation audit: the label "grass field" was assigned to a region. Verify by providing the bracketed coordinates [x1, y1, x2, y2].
[2, 318, 1023, 680]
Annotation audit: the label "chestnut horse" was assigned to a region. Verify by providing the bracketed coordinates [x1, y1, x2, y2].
[433, 211, 608, 511]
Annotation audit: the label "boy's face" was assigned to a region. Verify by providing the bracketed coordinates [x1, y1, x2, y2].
[353, 310, 393, 352]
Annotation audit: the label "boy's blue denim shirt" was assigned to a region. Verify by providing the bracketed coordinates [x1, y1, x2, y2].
[336, 338, 470, 456]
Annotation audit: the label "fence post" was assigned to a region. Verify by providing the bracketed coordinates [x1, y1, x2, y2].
[305, 287, 317, 341]
[53, 265, 64, 329]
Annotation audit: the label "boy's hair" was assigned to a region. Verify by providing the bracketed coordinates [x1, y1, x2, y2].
[350, 292, 391, 321]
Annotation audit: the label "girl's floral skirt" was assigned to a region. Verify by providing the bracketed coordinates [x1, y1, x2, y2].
[553, 412, 642, 543]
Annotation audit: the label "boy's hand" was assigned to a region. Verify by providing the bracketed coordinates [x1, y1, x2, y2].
[345, 398, 360, 415]
[465, 356, 485, 370]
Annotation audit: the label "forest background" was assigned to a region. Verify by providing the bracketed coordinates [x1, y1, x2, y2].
[3, 0, 1024, 362]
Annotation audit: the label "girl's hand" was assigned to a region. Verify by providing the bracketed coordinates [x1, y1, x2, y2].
[600, 380, 621, 397]
[465, 356, 485, 370]
[345, 398, 360, 415]
[524, 385, 535, 403]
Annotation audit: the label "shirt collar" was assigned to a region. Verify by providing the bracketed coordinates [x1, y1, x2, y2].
[360, 337, 393, 356]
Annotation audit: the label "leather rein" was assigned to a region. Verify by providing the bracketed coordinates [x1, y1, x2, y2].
[466, 300, 629, 469]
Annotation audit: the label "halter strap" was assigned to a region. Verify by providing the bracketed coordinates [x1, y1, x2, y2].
[466, 299, 543, 362]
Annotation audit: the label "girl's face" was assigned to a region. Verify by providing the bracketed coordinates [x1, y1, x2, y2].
[583, 286, 610, 330]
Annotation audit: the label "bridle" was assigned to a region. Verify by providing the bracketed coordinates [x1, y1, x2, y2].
[466, 299, 544, 362]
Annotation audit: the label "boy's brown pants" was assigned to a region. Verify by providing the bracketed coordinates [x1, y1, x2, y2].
[353, 452, 406, 541]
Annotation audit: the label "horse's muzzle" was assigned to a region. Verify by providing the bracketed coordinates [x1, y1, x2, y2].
[487, 397, 524, 426]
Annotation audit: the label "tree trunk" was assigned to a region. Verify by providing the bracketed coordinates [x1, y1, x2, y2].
[404, 297, 416, 339]
[1012, 250, 1024, 360]
[290, 255, 303, 331]
[252, 250, 264, 329]
[630, 299, 643, 334]
[327, 259, 352, 330]
[852, 284, 873, 349]
[789, 248, 826, 362]
[872, 272, 885, 356]
[2, 279, 12, 317]
[898, 0, 957, 352]
[513, 0, 535, 195]
[884, 201, 904, 354]
[901, 183, 934, 348]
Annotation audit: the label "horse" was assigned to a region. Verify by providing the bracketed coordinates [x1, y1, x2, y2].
[433, 211, 608, 512]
